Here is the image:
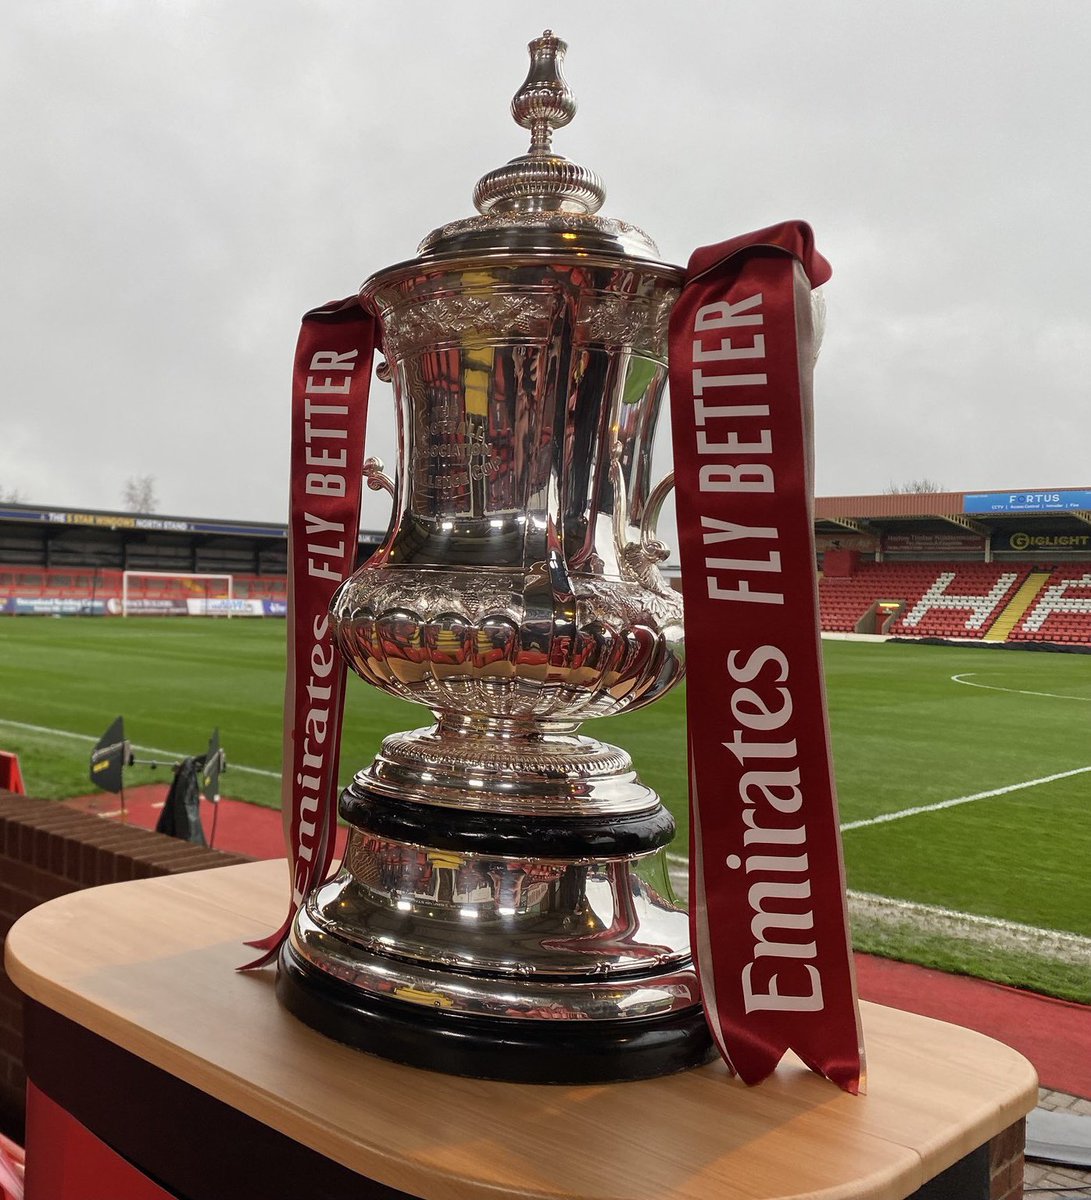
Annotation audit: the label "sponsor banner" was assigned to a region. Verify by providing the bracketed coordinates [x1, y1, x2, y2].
[262, 599, 288, 617]
[124, 598, 188, 615]
[814, 532, 879, 554]
[995, 529, 1091, 554]
[668, 223, 863, 1092]
[9, 597, 110, 616]
[884, 531, 983, 553]
[186, 598, 266, 617]
[966, 489, 1091, 514]
[0, 505, 288, 539]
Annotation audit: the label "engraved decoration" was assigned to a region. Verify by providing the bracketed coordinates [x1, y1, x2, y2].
[381, 290, 555, 360]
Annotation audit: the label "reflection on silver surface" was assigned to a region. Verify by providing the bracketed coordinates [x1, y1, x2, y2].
[334, 257, 683, 727]
[358, 723, 654, 817]
[289, 31, 705, 1059]
[290, 832, 700, 1021]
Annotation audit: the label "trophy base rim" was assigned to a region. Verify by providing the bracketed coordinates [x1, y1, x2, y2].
[276, 943, 716, 1085]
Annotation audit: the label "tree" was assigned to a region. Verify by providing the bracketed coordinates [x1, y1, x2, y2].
[883, 479, 945, 495]
[122, 474, 158, 513]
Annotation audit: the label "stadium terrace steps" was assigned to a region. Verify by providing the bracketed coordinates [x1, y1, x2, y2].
[819, 561, 1027, 639]
[984, 572, 1053, 642]
[1007, 565, 1091, 645]
[819, 561, 1091, 646]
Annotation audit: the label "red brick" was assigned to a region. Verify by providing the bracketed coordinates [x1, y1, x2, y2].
[16, 823, 34, 865]
[0, 1028, 21, 1060]
[0, 792, 253, 1131]
[1, 860, 45, 896]
[0, 1002, 20, 1034]
[34, 874, 77, 903]
[989, 1158, 1012, 1194]
[46, 831, 65, 876]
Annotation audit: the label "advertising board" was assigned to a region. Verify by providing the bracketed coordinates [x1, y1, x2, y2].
[993, 528, 1091, 555]
[965, 490, 1091, 514]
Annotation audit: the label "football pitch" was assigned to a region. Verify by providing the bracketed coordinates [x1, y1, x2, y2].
[1, 617, 1088, 1001]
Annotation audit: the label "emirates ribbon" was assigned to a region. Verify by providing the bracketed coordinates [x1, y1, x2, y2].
[668, 222, 865, 1091]
[241, 297, 376, 969]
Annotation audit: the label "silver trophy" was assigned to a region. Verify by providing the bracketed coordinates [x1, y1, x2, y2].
[277, 31, 714, 1082]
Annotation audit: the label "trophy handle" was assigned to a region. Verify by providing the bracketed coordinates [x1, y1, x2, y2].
[362, 457, 395, 498]
[639, 469, 675, 565]
[609, 444, 673, 591]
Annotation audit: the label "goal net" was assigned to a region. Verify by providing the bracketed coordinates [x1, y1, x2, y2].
[120, 571, 234, 617]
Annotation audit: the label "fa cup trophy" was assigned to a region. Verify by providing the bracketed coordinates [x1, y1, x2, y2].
[276, 31, 715, 1082]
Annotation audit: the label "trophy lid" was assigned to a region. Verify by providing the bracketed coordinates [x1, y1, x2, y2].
[410, 31, 669, 266]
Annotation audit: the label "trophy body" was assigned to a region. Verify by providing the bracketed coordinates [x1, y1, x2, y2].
[277, 32, 714, 1082]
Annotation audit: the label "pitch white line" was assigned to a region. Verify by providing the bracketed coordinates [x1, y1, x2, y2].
[665, 856, 1090, 961]
[840, 766, 1091, 832]
[847, 890, 1091, 956]
[667, 763, 1091, 838]
[951, 672, 1091, 702]
[0, 716, 281, 779]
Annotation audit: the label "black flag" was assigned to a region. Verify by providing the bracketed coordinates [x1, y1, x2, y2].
[89, 716, 129, 794]
[156, 757, 207, 845]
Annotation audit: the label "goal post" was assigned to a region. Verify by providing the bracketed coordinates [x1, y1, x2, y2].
[120, 570, 234, 617]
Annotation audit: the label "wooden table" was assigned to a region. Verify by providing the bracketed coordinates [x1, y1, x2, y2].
[6, 860, 1038, 1200]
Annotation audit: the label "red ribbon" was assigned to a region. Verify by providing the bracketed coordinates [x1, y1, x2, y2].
[241, 298, 376, 969]
[668, 222, 865, 1091]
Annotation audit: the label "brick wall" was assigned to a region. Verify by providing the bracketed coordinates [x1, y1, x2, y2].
[0, 791, 251, 1142]
[990, 1118, 1026, 1200]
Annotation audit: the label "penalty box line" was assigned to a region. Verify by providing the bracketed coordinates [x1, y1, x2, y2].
[0, 716, 280, 780]
[840, 765, 1091, 832]
[665, 762, 1091, 855]
[951, 672, 1091, 702]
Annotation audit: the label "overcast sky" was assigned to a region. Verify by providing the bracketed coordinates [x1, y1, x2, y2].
[3, 1, 1089, 534]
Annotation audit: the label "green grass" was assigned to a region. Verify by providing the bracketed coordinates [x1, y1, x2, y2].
[0, 617, 421, 808]
[822, 641, 1090, 932]
[847, 913, 1091, 1003]
[1, 618, 1089, 999]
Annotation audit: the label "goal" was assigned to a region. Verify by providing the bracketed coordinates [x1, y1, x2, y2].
[120, 570, 234, 617]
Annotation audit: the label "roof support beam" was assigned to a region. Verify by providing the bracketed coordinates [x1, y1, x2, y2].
[1069, 510, 1091, 528]
[939, 513, 989, 536]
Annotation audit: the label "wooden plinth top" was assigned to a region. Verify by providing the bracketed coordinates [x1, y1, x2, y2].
[5, 860, 1037, 1200]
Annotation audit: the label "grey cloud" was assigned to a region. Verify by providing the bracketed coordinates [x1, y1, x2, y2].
[3, 0, 1088, 525]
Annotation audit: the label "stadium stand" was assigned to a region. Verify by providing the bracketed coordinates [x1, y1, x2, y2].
[0, 567, 286, 606]
[0, 501, 384, 618]
[1, 494, 1089, 645]
[812, 488, 1091, 647]
[1007, 565, 1091, 645]
[817, 561, 1091, 644]
[818, 562, 1030, 638]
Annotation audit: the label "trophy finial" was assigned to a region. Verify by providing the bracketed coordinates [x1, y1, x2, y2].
[511, 30, 576, 156]
[472, 31, 605, 217]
